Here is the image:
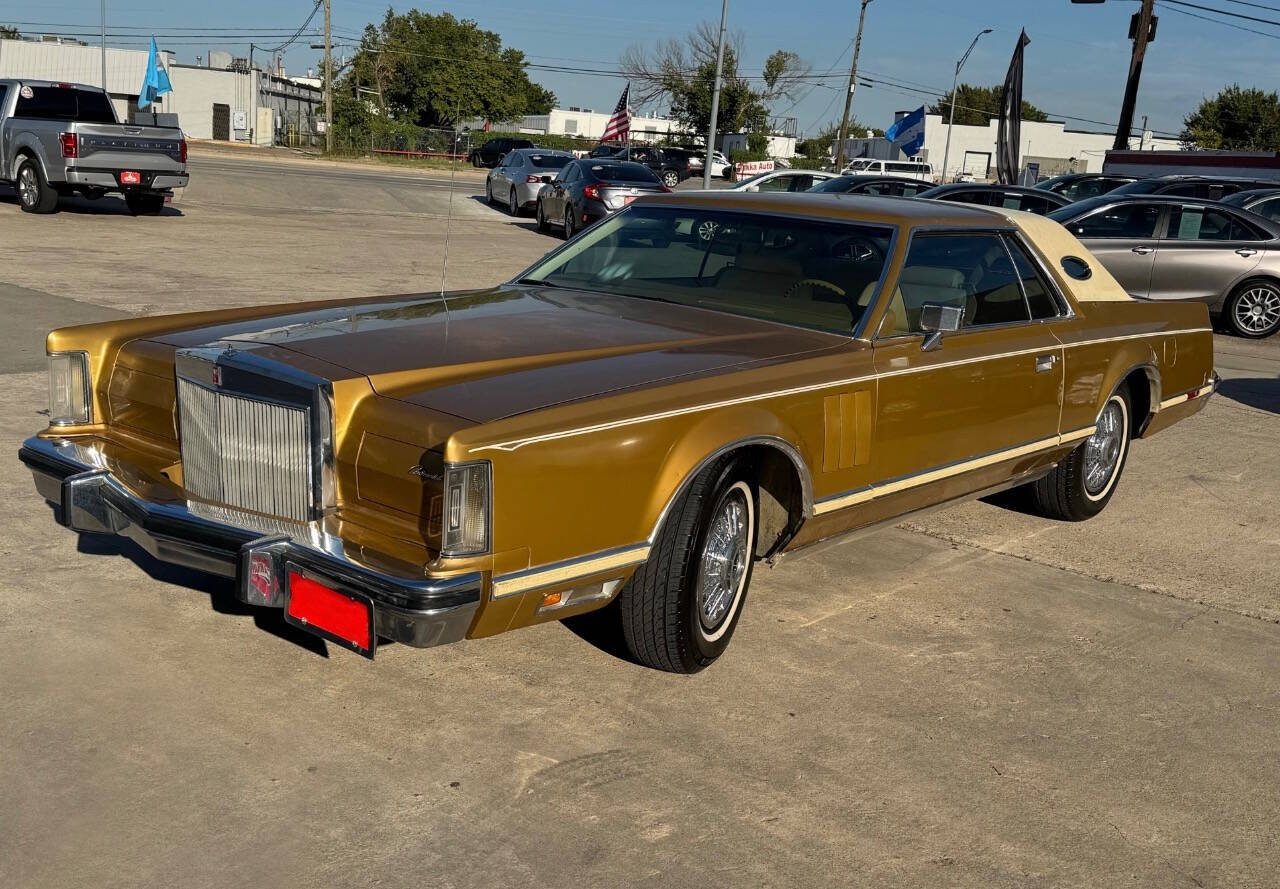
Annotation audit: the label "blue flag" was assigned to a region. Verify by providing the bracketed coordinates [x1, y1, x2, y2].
[885, 106, 926, 158]
[138, 38, 172, 109]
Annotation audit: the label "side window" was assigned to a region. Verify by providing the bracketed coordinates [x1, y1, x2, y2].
[1004, 236, 1063, 319]
[1160, 183, 1201, 198]
[943, 190, 990, 206]
[1067, 204, 1160, 239]
[881, 233, 1031, 336]
[757, 175, 791, 192]
[1252, 197, 1280, 222]
[901, 182, 930, 196]
[1018, 195, 1057, 215]
[789, 175, 815, 192]
[1167, 206, 1261, 241]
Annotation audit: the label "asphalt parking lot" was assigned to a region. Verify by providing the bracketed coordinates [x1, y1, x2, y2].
[2, 150, 1277, 889]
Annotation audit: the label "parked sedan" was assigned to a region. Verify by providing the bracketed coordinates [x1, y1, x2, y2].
[917, 183, 1071, 215]
[1105, 175, 1275, 201]
[1220, 188, 1280, 223]
[486, 149, 576, 216]
[535, 158, 667, 238]
[1034, 172, 1137, 201]
[807, 175, 935, 197]
[1050, 195, 1280, 338]
[688, 150, 732, 179]
[725, 169, 838, 193]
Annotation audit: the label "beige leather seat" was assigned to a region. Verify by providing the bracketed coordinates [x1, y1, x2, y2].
[716, 251, 804, 297]
[879, 266, 974, 334]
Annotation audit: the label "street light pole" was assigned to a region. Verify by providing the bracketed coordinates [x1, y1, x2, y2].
[940, 28, 991, 184]
[834, 0, 872, 175]
[703, 0, 728, 188]
[323, 0, 333, 153]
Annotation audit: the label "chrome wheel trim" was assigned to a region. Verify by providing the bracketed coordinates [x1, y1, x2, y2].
[17, 165, 37, 206]
[663, 171, 679, 188]
[509, 188, 518, 215]
[1234, 286, 1280, 334]
[696, 219, 719, 242]
[696, 481, 754, 642]
[1083, 396, 1128, 500]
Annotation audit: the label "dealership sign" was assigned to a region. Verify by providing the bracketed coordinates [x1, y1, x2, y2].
[734, 160, 775, 178]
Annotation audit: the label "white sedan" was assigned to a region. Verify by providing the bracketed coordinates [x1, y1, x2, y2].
[688, 150, 732, 179]
[724, 169, 838, 193]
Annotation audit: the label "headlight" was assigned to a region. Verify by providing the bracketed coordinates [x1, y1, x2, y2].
[48, 351, 91, 426]
[442, 461, 490, 556]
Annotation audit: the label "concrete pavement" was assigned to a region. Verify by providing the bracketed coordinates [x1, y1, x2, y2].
[0, 152, 1277, 888]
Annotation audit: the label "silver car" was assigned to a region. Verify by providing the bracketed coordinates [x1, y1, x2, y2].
[1050, 195, 1280, 338]
[485, 149, 575, 216]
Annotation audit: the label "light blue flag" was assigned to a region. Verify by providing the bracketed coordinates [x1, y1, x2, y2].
[138, 37, 172, 109]
[885, 106, 926, 158]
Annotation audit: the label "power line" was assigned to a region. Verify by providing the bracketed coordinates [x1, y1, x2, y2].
[1160, 0, 1280, 26]
[1156, 1, 1280, 36]
[1214, 0, 1280, 11]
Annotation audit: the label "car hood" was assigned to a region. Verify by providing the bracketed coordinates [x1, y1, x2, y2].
[148, 285, 844, 422]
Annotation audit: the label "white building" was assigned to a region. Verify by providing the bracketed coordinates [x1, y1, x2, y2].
[475, 107, 692, 142]
[839, 113, 1182, 181]
[720, 132, 797, 160]
[0, 37, 321, 145]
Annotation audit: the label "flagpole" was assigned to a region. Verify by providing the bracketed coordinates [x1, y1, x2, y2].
[625, 81, 631, 161]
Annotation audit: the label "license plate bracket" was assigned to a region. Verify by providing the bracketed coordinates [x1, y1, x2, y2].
[283, 565, 377, 659]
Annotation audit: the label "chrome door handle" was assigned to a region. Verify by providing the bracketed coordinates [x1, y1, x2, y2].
[1236, 248, 1258, 257]
[1131, 246, 1153, 255]
[1035, 354, 1058, 373]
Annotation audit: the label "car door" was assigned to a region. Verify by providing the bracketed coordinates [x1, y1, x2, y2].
[1147, 204, 1265, 303]
[1060, 202, 1163, 297]
[865, 231, 1065, 499]
[546, 163, 575, 218]
[496, 154, 519, 194]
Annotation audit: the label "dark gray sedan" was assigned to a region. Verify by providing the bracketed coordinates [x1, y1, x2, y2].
[916, 183, 1071, 215]
[1050, 195, 1280, 338]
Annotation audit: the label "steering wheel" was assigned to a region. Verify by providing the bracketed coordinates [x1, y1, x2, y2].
[783, 278, 847, 300]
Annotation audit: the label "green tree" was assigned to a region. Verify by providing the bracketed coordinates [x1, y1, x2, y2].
[797, 121, 883, 158]
[928, 83, 1048, 126]
[620, 23, 809, 139]
[1181, 84, 1280, 150]
[338, 10, 555, 130]
[0, 25, 20, 39]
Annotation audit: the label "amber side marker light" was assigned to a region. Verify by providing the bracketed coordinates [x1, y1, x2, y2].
[284, 570, 376, 659]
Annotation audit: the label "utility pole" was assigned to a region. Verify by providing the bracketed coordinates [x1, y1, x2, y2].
[100, 0, 107, 92]
[703, 0, 729, 188]
[1113, 0, 1155, 150]
[1140, 113, 1148, 150]
[323, 0, 333, 153]
[834, 0, 872, 174]
[249, 43, 257, 146]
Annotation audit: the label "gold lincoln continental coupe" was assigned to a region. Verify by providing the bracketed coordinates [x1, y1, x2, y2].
[20, 193, 1217, 671]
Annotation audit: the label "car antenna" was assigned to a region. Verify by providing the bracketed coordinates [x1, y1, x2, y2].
[439, 102, 461, 304]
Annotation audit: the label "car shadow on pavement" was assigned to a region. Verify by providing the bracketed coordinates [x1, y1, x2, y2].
[1217, 377, 1280, 414]
[73, 531, 330, 657]
[0, 188, 184, 217]
[559, 602, 638, 666]
[467, 195, 555, 235]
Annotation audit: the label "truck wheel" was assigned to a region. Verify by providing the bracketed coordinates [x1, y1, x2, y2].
[125, 192, 165, 216]
[616, 456, 758, 673]
[662, 170, 680, 188]
[1030, 385, 1132, 521]
[16, 158, 58, 214]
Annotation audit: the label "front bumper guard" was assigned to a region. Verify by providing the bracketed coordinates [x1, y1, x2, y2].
[19, 436, 481, 652]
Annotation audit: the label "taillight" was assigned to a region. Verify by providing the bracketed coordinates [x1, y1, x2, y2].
[59, 132, 77, 159]
[179, 137, 187, 164]
[525, 174, 542, 183]
[583, 184, 601, 201]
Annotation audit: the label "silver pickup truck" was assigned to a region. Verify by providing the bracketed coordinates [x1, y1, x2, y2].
[0, 79, 189, 215]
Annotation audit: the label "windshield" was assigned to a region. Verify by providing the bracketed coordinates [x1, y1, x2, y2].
[520, 207, 893, 335]
[809, 176, 857, 193]
[589, 162, 660, 184]
[528, 154, 571, 169]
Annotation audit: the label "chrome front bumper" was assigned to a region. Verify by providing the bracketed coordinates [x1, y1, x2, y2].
[18, 436, 481, 654]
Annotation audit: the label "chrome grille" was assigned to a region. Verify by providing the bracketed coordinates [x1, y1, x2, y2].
[177, 377, 313, 521]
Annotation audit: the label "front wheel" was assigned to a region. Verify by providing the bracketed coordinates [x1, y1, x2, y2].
[535, 199, 549, 232]
[1225, 279, 1280, 338]
[16, 158, 58, 214]
[563, 205, 576, 240]
[616, 456, 758, 673]
[662, 170, 680, 188]
[1029, 386, 1132, 521]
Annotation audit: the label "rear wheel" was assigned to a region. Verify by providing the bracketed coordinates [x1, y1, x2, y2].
[616, 456, 758, 673]
[16, 157, 58, 214]
[484, 178, 494, 205]
[662, 170, 680, 188]
[125, 191, 165, 216]
[508, 187, 521, 216]
[1030, 385, 1132, 521]
[1225, 279, 1280, 338]
[563, 205, 576, 240]
[535, 199, 549, 232]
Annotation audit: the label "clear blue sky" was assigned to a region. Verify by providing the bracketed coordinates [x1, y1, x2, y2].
[3, 0, 1276, 138]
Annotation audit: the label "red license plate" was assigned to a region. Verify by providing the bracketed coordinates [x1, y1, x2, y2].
[623, 195, 636, 205]
[120, 171, 141, 185]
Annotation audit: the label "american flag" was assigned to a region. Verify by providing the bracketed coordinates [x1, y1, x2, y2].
[600, 84, 631, 144]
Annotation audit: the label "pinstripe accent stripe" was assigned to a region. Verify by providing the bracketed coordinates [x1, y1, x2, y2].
[474, 328, 1210, 453]
[491, 544, 651, 599]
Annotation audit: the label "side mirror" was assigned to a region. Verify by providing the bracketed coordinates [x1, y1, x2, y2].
[918, 303, 963, 352]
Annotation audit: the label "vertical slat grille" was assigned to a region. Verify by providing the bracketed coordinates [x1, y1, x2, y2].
[177, 378, 313, 521]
